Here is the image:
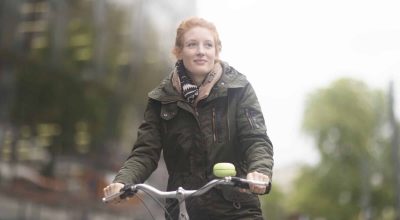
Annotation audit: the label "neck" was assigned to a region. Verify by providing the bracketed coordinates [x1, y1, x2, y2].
[189, 74, 207, 86]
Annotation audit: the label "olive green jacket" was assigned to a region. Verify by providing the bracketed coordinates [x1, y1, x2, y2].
[114, 62, 274, 191]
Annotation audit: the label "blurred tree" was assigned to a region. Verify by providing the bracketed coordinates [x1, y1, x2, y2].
[289, 78, 396, 219]
[0, 0, 192, 217]
[261, 185, 287, 220]
[2, 0, 169, 175]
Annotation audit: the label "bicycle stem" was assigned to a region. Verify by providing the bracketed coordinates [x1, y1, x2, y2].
[177, 187, 189, 220]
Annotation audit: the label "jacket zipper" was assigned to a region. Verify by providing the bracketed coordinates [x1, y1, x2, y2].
[227, 98, 231, 141]
[212, 107, 217, 143]
[245, 108, 255, 129]
[194, 106, 199, 117]
[191, 104, 202, 132]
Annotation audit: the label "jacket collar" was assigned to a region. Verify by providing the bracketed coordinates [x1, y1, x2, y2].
[148, 61, 248, 103]
[218, 62, 248, 88]
[148, 73, 182, 103]
[171, 62, 223, 105]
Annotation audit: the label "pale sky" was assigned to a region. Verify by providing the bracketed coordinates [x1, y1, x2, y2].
[197, 0, 400, 169]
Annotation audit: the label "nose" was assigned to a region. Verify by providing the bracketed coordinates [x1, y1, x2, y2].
[196, 45, 205, 56]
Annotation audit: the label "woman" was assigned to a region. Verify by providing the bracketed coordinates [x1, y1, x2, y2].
[104, 17, 274, 220]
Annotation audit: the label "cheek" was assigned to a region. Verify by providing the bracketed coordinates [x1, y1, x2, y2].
[182, 57, 193, 67]
[181, 50, 195, 60]
[208, 49, 217, 59]
[208, 55, 217, 63]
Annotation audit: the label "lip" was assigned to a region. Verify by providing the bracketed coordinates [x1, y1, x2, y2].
[194, 59, 207, 64]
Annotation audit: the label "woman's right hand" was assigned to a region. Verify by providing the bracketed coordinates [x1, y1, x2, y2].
[103, 182, 125, 203]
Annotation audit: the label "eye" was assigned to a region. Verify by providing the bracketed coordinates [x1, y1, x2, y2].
[204, 42, 214, 49]
[186, 42, 197, 48]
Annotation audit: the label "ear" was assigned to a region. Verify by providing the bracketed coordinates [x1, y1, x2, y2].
[216, 44, 222, 60]
[175, 48, 183, 60]
[215, 51, 220, 61]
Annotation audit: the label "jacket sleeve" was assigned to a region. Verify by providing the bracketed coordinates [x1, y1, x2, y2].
[236, 83, 274, 179]
[113, 99, 162, 185]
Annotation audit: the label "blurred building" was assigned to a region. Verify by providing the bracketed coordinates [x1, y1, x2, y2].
[0, 0, 197, 166]
[0, 0, 197, 219]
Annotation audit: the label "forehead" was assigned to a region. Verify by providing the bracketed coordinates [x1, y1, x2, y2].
[183, 26, 215, 42]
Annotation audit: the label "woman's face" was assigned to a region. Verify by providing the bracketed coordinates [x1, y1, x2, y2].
[178, 26, 218, 76]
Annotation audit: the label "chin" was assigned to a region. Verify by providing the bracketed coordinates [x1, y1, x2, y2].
[191, 67, 212, 75]
[192, 71, 210, 76]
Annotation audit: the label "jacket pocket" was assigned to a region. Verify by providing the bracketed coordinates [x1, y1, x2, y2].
[160, 102, 179, 163]
[211, 101, 228, 143]
[245, 108, 260, 129]
[212, 107, 217, 143]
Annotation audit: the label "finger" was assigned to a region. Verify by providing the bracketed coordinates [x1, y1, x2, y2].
[110, 184, 120, 193]
[239, 188, 249, 193]
[104, 186, 110, 196]
[251, 185, 264, 194]
[247, 172, 269, 194]
[252, 185, 266, 194]
[104, 184, 118, 197]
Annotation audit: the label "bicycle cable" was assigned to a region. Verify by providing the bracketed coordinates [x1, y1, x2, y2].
[135, 192, 158, 220]
[139, 189, 174, 220]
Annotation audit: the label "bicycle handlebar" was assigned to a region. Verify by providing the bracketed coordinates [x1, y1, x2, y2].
[102, 176, 270, 203]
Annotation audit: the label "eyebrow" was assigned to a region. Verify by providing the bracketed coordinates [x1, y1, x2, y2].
[185, 39, 197, 43]
[184, 39, 214, 44]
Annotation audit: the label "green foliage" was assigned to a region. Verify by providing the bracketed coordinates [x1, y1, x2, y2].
[261, 185, 287, 220]
[11, 60, 111, 155]
[303, 79, 384, 161]
[289, 78, 395, 219]
[2, 0, 170, 171]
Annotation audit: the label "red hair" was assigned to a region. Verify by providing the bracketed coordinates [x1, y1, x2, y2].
[172, 17, 222, 59]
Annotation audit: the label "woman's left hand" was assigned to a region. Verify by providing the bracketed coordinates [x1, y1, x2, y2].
[245, 171, 270, 194]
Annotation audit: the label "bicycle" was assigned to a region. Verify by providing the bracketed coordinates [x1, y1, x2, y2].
[102, 163, 270, 220]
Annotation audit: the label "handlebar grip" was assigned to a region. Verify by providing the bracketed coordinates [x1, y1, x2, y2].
[230, 177, 272, 194]
[231, 177, 250, 189]
[119, 185, 136, 200]
[102, 185, 137, 203]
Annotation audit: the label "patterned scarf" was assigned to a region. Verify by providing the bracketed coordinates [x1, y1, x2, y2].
[175, 60, 199, 104]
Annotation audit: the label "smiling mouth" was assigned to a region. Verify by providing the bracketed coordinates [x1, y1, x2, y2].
[194, 60, 207, 64]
